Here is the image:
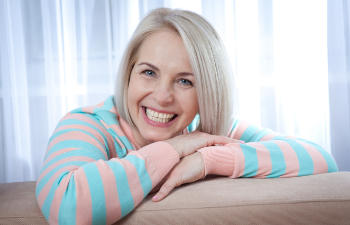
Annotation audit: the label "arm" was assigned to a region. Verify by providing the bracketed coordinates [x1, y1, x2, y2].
[35, 112, 179, 225]
[199, 120, 338, 178]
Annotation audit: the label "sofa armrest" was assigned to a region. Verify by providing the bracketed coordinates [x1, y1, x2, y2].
[1, 172, 349, 225]
[120, 172, 350, 225]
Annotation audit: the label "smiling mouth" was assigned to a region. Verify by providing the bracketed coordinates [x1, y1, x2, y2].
[142, 106, 177, 123]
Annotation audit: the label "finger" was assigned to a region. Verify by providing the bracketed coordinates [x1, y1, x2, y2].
[152, 180, 177, 202]
[209, 135, 244, 146]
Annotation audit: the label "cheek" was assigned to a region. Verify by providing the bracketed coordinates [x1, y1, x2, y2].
[127, 76, 140, 112]
[181, 90, 199, 118]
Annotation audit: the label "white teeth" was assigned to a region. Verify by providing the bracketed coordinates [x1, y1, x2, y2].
[146, 107, 175, 123]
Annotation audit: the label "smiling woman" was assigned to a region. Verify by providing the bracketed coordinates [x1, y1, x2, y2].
[127, 29, 198, 145]
[35, 8, 338, 225]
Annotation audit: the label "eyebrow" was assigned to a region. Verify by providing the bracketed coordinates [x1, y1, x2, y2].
[137, 62, 194, 76]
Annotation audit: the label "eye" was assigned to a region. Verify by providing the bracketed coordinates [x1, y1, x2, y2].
[142, 70, 155, 77]
[178, 78, 193, 87]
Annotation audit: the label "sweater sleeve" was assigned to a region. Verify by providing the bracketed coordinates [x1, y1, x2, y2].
[35, 112, 179, 225]
[198, 120, 338, 178]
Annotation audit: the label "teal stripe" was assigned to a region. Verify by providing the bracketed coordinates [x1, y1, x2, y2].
[52, 118, 109, 150]
[296, 138, 338, 172]
[187, 114, 200, 133]
[36, 161, 85, 197]
[101, 96, 114, 111]
[58, 174, 77, 225]
[107, 160, 134, 218]
[241, 144, 259, 177]
[273, 137, 314, 176]
[70, 107, 84, 114]
[46, 140, 107, 161]
[108, 129, 127, 158]
[95, 110, 118, 126]
[120, 136, 134, 151]
[83, 163, 106, 225]
[125, 155, 153, 197]
[229, 119, 239, 136]
[240, 125, 258, 142]
[40, 171, 76, 224]
[47, 128, 107, 157]
[98, 96, 115, 112]
[40, 149, 99, 176]
[251, 129, 272, 141]
[262, 142, 286, 178]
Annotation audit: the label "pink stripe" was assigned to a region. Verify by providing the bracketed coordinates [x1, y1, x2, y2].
[109, 124, 126, 138]
[38, 156, 94, 184]
[247, 142, 272, 178]
[231, 121, 249, 140]
[119, 117, 140, 150]
[44, 147, 79, 166]
[53, 124, 105, 148]
[48, 172, 73, 225]
[295, 140, 328, 174]
[227, 123, 236, 138]
[99, 120, 129, 157]
[135, 142, 180, 186]
[47, 125, 105, 156]
[274, 140, 300, 177]
[198, 146, 236, 176]
[111, 158, 144, 206]
[37, 165, 79, 208]
[109, 105, 117, 114]
[47, 130, 107, 159]
[260, 132, 278, 141]
[63, 113, 117, 158]
[95, 161, 122, 223]
[81, 102, 104, 114]
[226, 143, 246, 178]
[100, 120, 118, 135]
[75, 167, 92, 225]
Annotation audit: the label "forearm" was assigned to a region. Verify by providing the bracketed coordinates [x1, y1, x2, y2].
[198, 139, 338, 179]
[36, 141, 179, 224]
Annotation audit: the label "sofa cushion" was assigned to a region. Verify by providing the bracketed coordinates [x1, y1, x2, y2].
[0, 172, 349, 225]
[0, 181, 46, 225]
[120, 172, 350, 225]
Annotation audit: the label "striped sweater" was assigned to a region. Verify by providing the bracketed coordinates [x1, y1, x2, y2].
[36, 96, 338, 225]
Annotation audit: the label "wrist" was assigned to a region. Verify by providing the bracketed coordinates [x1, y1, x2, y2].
[164, 139, 182, 158]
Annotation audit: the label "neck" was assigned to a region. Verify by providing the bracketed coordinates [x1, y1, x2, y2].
[130, 126, 151, 148]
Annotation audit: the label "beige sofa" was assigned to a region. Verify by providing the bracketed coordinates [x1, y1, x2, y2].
[1, 172, 349, 225]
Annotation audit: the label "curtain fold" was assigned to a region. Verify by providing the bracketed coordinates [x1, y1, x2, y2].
[0, 0, 348, 182]
[327, 0, 350, 171]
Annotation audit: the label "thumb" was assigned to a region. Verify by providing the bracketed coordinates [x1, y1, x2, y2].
[210, 135, 244, 146]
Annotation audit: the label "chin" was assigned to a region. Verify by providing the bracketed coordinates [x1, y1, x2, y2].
[143, 131, 176, 142]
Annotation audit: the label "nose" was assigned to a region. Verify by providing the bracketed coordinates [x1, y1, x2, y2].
[153, 80, 174, 106]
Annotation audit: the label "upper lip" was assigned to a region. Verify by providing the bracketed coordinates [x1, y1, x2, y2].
[143, 106, 177, 115]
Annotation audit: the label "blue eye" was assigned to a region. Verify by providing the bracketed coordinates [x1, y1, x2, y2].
[178, 79, 193, 87]
[143, 70, 155, 77]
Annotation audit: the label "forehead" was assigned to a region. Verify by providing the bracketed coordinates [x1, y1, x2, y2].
[135, 29, 193, 72]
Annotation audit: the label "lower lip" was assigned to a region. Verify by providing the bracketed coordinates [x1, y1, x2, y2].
[141, 107, 177, 128]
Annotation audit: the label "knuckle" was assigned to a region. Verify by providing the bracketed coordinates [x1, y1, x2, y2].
[161, 183, 174, 192]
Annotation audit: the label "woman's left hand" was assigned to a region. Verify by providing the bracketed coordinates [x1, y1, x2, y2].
[151, 152, 205, 202]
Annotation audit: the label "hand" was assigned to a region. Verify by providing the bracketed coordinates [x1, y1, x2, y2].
[151, 152, 205, 201]
[165, 131, 242, 158]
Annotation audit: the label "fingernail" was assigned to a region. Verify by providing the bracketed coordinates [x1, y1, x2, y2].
[152, 195, 159, 201]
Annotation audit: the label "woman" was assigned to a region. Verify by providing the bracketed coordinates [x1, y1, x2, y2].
[36, 8, 338, 225]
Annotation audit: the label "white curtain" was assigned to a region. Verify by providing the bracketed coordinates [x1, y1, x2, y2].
[0, 0, 348, 183]
[327, 0, 350, 172]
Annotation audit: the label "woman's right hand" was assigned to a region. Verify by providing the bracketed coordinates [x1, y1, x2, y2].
[165, 131, 243, 158]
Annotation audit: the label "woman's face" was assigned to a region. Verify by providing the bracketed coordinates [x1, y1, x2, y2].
[127, 29, 199, 146]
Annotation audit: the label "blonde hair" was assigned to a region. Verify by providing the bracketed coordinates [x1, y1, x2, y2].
[114, 8, 234, 136]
